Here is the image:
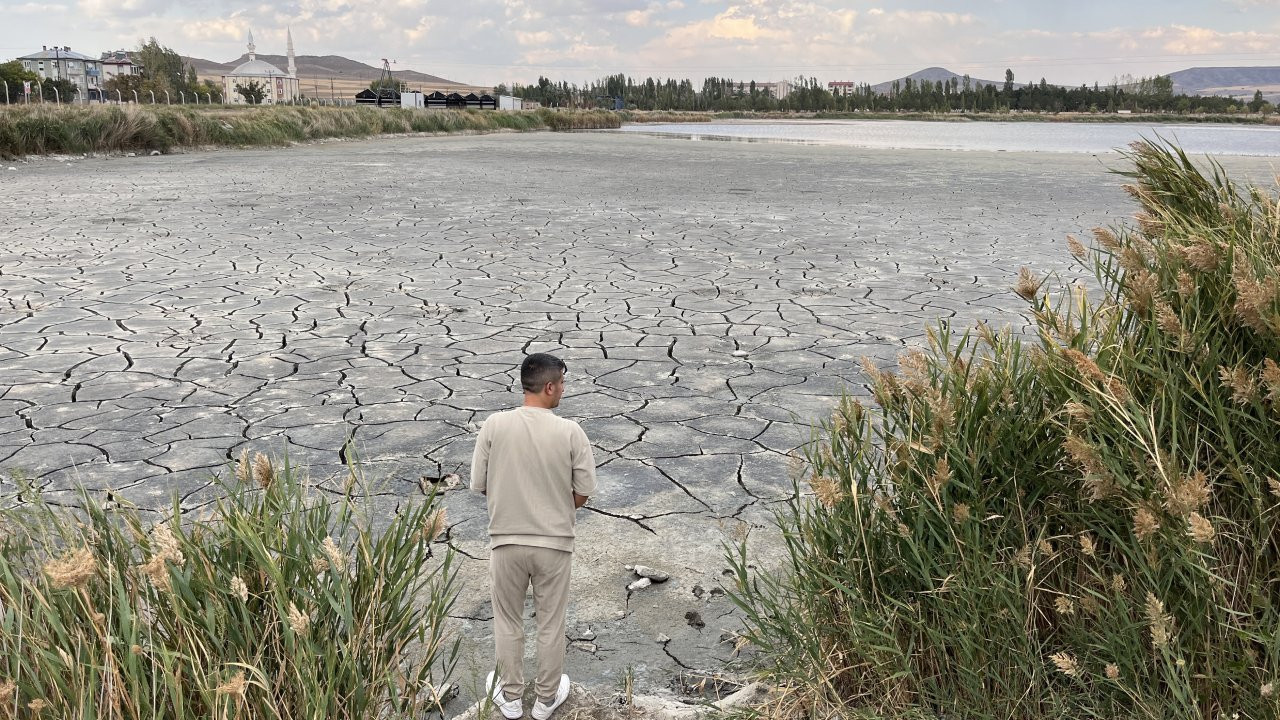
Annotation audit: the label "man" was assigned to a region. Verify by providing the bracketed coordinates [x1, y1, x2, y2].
[471, 353, 597, 720]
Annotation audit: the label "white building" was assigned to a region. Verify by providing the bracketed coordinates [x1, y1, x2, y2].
[99, 50, 142, 82]
[827, 81, 858, 97]
[753, 80, 791, 100]
[17, 46, 102, 102]
[221, 30, 300, 105]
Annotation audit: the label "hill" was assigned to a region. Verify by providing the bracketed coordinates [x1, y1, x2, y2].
[185, 53, 490, 98]
[1166, 66, 1280, 102]
[869, 67, 1011, 94]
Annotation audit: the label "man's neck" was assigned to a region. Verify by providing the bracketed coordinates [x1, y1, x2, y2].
[522, 396, 555, 411]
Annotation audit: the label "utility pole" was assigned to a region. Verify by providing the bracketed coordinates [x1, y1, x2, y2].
[52, 45, 61, 103]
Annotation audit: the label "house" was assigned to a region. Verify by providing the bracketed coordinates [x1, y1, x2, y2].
[99, 50, 142, 82]
[17, 46, 102, 102]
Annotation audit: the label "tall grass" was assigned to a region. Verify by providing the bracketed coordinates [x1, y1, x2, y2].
[616, 110, 712, 124]
[0, 453, 458, 719]
[729, 140, 1280, 718]
[0, 105, 623, 158]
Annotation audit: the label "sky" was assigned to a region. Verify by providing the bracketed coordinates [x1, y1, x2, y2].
[3, 0, 1280, 88]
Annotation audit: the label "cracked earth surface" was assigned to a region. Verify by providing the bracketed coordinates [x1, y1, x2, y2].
[4, 131, 1270, 703]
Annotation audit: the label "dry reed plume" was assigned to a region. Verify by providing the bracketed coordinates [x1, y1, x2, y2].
[728, 140, 1280, 718]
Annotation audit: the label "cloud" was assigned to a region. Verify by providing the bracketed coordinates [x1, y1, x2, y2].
[1145, 24, 1278, 54]
[12, 0, 1280, 88]
[635, 4, 975, 80]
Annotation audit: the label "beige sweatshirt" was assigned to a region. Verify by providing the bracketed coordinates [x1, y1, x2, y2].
[470, 406, 598, 551]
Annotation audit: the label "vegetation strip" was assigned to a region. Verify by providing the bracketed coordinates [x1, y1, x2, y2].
[0, 105, 710, 158]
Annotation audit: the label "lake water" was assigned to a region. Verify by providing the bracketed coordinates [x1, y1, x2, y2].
[616, 119, 1280, 156]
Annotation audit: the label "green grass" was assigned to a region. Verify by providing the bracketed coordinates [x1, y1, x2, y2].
[728, 140, 1280, 718]
[0, 453, 458, 719]
[0, 105, 625, 158]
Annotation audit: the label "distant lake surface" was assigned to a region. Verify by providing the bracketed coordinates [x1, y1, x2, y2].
[615, 119, 1280, 156]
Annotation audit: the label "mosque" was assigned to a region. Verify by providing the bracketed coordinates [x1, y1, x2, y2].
[222, 30, 301, 105]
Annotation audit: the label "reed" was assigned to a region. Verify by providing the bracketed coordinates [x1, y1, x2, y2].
[616, 110, 712, 124]
[729, 139, 1280, 718]
[0, 105, 625, 158]
[0, 453, 459, 719]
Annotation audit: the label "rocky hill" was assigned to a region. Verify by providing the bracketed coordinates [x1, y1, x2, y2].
[1166, 66, 1280, 102]
[868, 66, 1013, 94]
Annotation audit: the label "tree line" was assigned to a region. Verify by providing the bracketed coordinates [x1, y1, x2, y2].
[502, 70, 1275, 115]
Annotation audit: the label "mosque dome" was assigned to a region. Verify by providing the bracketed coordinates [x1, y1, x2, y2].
[229, 58, 287, 77]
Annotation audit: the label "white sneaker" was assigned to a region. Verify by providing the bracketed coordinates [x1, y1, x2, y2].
[530, 675, 570, 720]
[485, 671, 523, 719]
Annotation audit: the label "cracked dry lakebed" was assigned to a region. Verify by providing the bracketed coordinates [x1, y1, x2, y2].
[3, 131, 1276, 707]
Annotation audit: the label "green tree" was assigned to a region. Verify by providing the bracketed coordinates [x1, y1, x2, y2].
[136, 37, 200, 95]
[103, 73, 145, 102]
[0, 60, 38, 102]
[193, 78, 221, 101]
[38, 77, 76, 102]
[1248, 89, 1266, 113]
[234, 79, 267, 104]
[1004, 68, 1014, 94]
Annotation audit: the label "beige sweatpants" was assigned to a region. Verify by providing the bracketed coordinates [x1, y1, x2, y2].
[489, 544, 573, 701]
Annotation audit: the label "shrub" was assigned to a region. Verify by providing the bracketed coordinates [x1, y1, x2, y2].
[729, 140, 1280, 718]
[0, 453, 458, 719]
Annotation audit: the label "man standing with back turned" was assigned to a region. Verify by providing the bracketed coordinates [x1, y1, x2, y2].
[471, 353, 597, 719]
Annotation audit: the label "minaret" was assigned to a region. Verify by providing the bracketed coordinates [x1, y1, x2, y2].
[286, 27, 296, 78]
[247, 30, 256, 62]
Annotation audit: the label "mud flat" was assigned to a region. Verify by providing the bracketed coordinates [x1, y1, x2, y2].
[3, 133, 1273, 706]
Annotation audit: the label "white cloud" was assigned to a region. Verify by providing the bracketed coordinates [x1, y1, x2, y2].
[8, 0, 1280, 88]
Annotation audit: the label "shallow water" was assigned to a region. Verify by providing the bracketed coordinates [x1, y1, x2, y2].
[616, 119, 1280, 156]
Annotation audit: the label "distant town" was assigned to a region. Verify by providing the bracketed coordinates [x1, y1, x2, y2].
[3, 34, 1277, 116]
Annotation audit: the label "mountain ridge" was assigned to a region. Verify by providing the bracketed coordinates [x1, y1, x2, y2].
[1167, 66, 1280, 101]
[865, 65, 1280, 102]
[185, 53, 469, 89]
[867, 66, 1011, 94]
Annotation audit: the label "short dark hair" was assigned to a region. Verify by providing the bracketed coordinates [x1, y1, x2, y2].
[521, 353, 567, 393]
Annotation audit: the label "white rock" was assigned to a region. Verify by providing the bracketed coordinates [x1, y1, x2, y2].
[149, 150, 161, 156]
[6, 167, 14, 171]
[126, 152, 136, 157]
[731, 350, 749, 357]
[632, 565, 670, 582]
[430, 682, 459, 706]
[631, 682, 770, 719]
[627, 577, 652, 592]
[656, 633, 670, 643]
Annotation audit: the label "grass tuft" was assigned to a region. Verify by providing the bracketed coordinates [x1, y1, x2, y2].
[729, 139, 1280, 718]
[0, 453, 459, 719]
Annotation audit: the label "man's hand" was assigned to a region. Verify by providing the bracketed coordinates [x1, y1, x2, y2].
[573, 493, 589, 509]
